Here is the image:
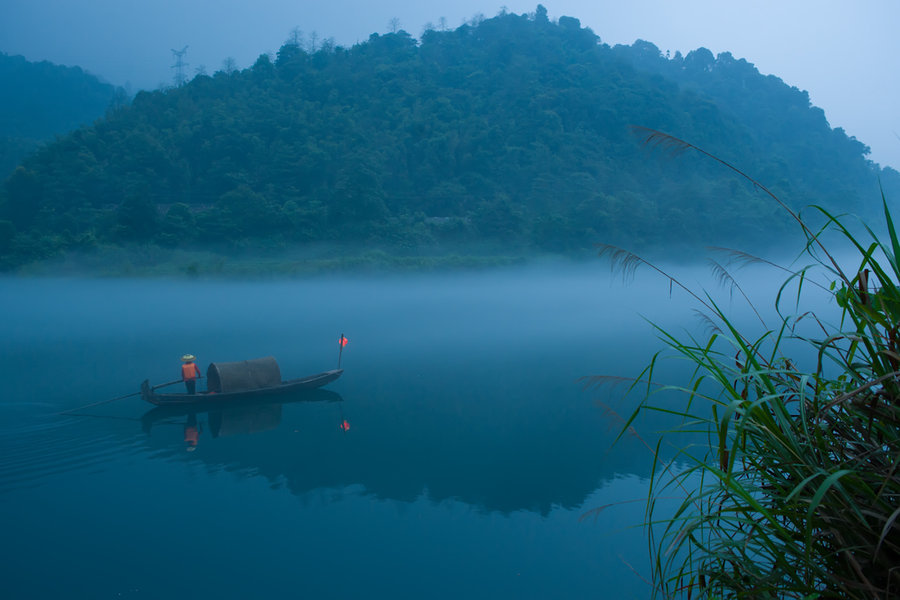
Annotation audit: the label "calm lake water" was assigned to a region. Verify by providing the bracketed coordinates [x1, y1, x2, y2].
[0, 264, 724, 599]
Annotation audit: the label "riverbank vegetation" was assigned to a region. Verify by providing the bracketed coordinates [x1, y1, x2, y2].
[2, 6, 898, 272]
[14, 241, 534, 278]
[602, 133, 900, 598]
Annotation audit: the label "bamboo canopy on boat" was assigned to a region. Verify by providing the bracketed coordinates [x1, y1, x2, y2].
[206, 357, 281, 393]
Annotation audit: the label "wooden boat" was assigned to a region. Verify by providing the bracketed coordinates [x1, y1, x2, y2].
[141, 356, 343, 406]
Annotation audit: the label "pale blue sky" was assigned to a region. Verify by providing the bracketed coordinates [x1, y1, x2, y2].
[3, 1, 898, 169]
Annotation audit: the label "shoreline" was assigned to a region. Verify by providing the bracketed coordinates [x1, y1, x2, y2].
[7, 244, 563, 278]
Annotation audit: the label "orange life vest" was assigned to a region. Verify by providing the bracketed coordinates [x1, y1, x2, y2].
[182, 362, 200, 381]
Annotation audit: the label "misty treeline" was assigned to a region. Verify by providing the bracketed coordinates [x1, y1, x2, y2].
[0, 53, 125, 180]
[1, 5, 897, 270]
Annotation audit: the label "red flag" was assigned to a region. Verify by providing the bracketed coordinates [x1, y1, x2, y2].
[339, 335, 349, 347]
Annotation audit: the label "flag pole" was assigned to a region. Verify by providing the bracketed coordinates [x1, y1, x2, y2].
[337, 333, 346, 369]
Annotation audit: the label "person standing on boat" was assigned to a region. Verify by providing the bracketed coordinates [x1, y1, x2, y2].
[181, 354, 202, 394]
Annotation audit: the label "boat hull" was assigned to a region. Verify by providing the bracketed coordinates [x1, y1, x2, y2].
[141, 369, 343, 406]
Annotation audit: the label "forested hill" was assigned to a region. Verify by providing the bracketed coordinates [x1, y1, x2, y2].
[0, 53, 124, 178]
[2, 6, 897, 270]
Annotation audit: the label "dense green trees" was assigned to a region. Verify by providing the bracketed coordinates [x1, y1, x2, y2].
[610, 41, 883, 211]
[1, 7, 897, 270]
[0, 53, 122, 178]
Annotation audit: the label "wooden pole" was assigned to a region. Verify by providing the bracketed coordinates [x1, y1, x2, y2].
[57, 378, 188, 415]
[337, 333, 346, 369]
[58, 392, 140, 415]
[153, 378, 194, 391]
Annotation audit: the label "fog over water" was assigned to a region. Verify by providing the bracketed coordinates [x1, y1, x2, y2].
[1, 261, 800, 399]
[0, 261, 842, 597]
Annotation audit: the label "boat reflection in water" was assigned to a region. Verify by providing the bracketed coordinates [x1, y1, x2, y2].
[134, 382, 647, 516]
[140, 389, 346, 451]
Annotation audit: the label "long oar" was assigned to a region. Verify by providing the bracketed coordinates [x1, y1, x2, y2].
[57, 379, 184, 415]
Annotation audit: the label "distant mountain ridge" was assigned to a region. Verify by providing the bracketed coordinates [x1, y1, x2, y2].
[0, 52, 123, 178]
[611, 40, 882, 188]
[1, 6, 897, 270]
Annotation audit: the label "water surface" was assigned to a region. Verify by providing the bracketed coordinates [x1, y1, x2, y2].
[0, 265, 721, 598]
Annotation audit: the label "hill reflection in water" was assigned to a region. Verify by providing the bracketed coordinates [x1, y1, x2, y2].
[134, 373, 640, 516]
[2, 264, 755, 597]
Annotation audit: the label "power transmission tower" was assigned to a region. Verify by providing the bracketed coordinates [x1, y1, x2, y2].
[170, 45, 189, 87]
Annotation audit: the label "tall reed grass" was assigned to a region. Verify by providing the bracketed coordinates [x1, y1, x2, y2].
[598, 129, 900, 598]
